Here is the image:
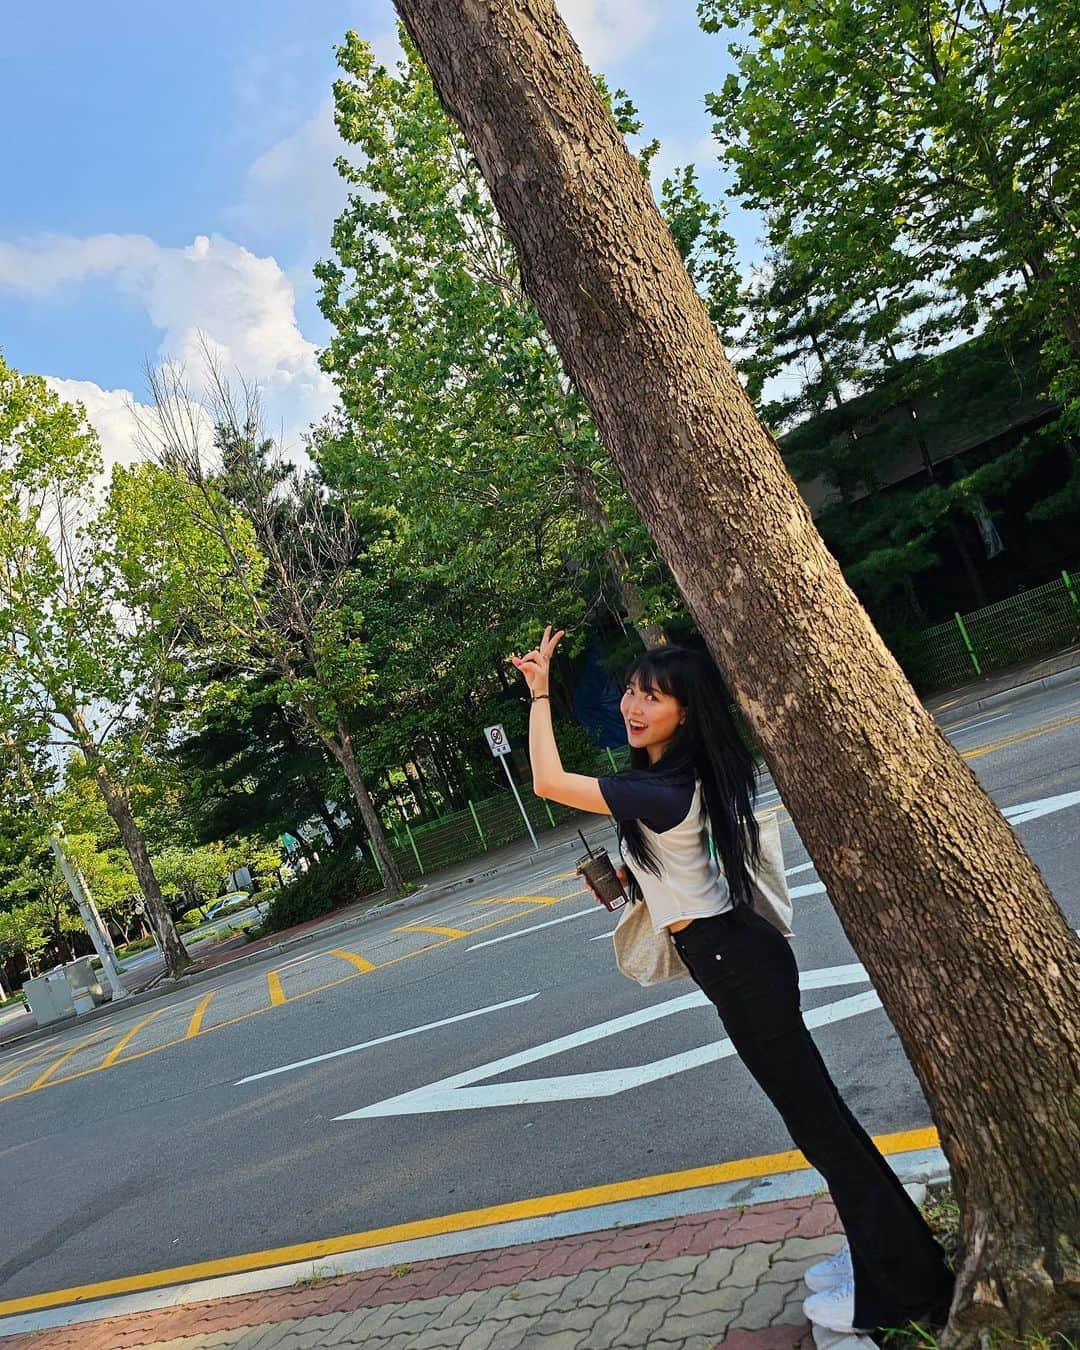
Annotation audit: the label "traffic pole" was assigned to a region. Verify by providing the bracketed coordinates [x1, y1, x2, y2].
[498, 756, 540, 851]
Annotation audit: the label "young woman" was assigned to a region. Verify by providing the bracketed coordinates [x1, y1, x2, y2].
[511, 627, 954, 1338]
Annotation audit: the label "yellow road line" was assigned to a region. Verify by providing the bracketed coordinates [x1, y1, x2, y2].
[330, 949, 377, 974]
[267, 971, 286, 1006]
[185, 992, 215, 1040]
[467, 895, 561, 907]
[0, 899, 574, 1107]
[101, 1009, 165, 1067]
[0, 1041, 65, 1086]
[0, 1124, 939, 1317]
[29, 1029, 110, 1091]
[962, 713, 1080, 762]
[395, 924, 470, 938]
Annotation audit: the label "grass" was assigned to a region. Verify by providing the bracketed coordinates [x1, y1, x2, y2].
[879, 1187, 1075, 1348]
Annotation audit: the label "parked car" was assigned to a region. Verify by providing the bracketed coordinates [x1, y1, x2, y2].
[203, 891, 254, 922]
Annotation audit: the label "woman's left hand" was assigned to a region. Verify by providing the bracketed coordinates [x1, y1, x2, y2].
[511, 624, 565, 696]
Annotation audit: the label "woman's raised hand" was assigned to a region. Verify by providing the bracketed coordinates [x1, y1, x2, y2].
[510, 624, 565, 696]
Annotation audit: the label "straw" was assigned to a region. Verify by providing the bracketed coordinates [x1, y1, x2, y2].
[577, 829, 595, 858]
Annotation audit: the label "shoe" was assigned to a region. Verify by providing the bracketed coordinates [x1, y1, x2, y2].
[804, 1243, 853, 1292]
[803, 1276, 867, 1334]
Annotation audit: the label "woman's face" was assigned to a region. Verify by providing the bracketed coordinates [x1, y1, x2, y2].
[620, 676, 686, 763]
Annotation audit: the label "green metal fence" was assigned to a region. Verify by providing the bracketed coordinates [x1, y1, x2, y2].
[901, 569, 1080, 692]
[382, 743, 631, 882]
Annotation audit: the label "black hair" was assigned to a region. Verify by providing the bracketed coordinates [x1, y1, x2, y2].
[618, 645, 760, 907]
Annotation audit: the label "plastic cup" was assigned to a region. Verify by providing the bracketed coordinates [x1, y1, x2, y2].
[576, 849, 628, 911]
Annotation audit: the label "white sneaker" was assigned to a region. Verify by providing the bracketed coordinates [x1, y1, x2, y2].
[804, 1243, 853, 1292]
[803, 1276, 866, 1334]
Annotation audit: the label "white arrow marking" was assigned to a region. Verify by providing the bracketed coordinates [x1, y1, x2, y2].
[1001, 790, 1080, 825]
[236, 993, 539, 1085]
[336, 964, 875, 1120]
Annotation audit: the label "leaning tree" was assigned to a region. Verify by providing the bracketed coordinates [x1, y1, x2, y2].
[390, 2, 1079, 1343]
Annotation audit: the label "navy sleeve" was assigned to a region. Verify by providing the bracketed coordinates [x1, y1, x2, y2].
[597, 772, 695, 832]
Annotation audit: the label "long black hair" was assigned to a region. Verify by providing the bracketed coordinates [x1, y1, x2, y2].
[618, 645, 760, 907]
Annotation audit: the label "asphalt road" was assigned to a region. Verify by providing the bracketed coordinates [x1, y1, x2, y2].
[1, 681, 1076, 1306]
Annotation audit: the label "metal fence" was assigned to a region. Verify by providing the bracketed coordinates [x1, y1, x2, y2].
[381, 743, 632, 882]
[900, 569, 1080, 692]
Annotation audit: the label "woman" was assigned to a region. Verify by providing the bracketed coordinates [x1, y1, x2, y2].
[511, 627, 953, 1338]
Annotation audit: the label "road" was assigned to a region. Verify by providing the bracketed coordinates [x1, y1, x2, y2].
[0, 681, 1076, 1308]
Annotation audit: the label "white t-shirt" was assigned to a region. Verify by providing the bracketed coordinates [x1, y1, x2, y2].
[598, 769, 732, 933]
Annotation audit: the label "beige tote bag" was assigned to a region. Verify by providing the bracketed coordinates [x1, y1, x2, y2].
[612, 811, 793, 987]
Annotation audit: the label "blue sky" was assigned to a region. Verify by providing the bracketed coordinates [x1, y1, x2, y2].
[0, 1, 760, 466]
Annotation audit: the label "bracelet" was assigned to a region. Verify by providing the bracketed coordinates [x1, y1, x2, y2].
[530, 693, 551, 702]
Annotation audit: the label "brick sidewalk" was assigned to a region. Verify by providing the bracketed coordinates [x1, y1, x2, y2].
[1, 1193, 852, 1349]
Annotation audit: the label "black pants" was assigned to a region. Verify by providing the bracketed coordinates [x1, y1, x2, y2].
[672, 906, 953, 1332]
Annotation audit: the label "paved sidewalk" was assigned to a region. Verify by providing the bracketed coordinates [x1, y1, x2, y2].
[0, 1192, 861, 1350]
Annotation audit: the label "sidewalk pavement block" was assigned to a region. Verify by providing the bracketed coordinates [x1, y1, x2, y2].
[1, 1193, 846, 1349]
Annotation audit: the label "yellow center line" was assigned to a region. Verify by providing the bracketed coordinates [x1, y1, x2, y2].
[961, 713, 1080, 761]
[185, 992, 215, 1040]
[467, 895, 561, 907]
[329, 949, 378, 974]
[0, 897, 575, 1106]
[101, 1009, 165, 1068]
[0, 1124, 940, 1318]
[394, 924, 470, 938]
[29, 1028, 111, 1091]
[266, 971, 286, 1006]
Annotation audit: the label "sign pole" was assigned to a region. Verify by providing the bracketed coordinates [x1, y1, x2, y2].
[484, 723, 540, 852]
[499, 755, 540, 852]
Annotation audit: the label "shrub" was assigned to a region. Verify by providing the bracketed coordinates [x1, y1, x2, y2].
[263, 847, 381, 934]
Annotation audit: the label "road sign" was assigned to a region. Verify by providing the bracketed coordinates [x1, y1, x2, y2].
[484, 724, 511, 757]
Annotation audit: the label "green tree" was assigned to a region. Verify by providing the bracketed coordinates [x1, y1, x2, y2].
[703, 0, 1080, 485]
[0, 356, 192, 976]
[135, 363, 405, 892]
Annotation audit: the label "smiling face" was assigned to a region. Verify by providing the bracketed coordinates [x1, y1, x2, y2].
[620, 675, 687, 764]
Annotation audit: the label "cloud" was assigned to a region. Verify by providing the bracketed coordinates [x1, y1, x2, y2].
[0, 232, 336, 442]
[558, 0, 660, 66]
[42, 377, 144, 475]
[228, 97, 348, 243]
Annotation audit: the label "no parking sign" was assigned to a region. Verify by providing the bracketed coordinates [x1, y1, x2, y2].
[484, 724, 511, 757]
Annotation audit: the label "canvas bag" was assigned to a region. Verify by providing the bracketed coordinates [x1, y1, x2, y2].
[612, 811, 793, 987]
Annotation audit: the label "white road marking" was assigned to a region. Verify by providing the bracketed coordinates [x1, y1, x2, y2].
[785, 861, 816, 877]
[790, 882, 828, 899]
[337, 963, 875, 1119]
[1001, 790, 1080, 825]
[467, 908, 602, 951]
[234, 993, 539, 1085]
[949, 712, 1010, 735]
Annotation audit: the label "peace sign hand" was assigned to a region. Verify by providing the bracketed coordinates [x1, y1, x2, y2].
[510, 624, 565, 696]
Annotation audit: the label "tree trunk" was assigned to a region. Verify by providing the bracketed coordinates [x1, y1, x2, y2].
[392, 4, 1080, 1341]
[332, 724, 404, 893]
[67, 712, 191, 978]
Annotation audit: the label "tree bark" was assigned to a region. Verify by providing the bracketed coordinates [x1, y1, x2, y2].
[67, 711, 191, 978]
[392, 4, 1080, 1341]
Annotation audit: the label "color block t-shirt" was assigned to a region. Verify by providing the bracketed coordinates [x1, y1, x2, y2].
[597, 769, 732, 933]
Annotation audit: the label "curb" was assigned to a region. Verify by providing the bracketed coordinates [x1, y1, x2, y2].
[0, 1144, 949, 1339]
[930, 658, 1080, 726]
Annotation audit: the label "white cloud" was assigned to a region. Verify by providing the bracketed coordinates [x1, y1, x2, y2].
[42, 378, 144, 475]
[558, 0, 660, 65]
[0, 232, 336, 443]
[228, 97, 348, 242]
